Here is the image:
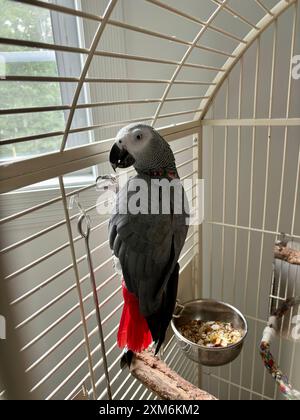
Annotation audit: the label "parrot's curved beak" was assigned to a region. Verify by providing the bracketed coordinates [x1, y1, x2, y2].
[109, 143, 135, 171]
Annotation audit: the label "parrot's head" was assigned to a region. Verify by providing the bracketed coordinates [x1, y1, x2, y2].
[109, 123, 175, 173]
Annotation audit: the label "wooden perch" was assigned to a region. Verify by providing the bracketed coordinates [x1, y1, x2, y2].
[274, 245, 300, 266]
[129, 350, 217, 400]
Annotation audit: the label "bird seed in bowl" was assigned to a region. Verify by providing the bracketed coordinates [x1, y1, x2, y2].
[179, 320, 243, 348]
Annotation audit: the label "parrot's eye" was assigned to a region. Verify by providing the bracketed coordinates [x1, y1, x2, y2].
[136, 133, 143, 140]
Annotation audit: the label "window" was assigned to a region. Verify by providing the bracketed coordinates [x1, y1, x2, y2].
[0, 0, 63, 159]
[0, 0, 93, 171]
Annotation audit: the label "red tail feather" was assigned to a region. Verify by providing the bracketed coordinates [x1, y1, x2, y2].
[117, 280, 153, 353]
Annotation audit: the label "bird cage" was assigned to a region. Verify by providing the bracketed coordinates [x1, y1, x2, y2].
[0, 0, 299, 401]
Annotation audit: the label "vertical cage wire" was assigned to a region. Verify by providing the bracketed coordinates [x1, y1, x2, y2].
[202, 1, 300, 400]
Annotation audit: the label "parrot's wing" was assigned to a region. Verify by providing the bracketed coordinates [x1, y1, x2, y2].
[109, 175, 188, 319]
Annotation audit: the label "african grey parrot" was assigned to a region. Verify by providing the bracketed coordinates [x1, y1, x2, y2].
[108, 123, 189, 357]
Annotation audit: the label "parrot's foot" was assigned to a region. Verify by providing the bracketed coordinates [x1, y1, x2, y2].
[120, 349, 134, 370]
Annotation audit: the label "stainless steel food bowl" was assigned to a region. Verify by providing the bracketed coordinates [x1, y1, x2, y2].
[171, 299, 248, 367]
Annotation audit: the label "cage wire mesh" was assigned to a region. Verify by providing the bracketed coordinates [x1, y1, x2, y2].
[0, 0, 299, 400]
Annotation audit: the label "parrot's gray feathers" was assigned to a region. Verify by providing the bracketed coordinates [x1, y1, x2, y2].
[109, 175, 188, 317]
[109, 225, 117, 250]
[108, 124, 189, 352]
[113, 234, 122, 257]
[147, 262, 180, 355]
